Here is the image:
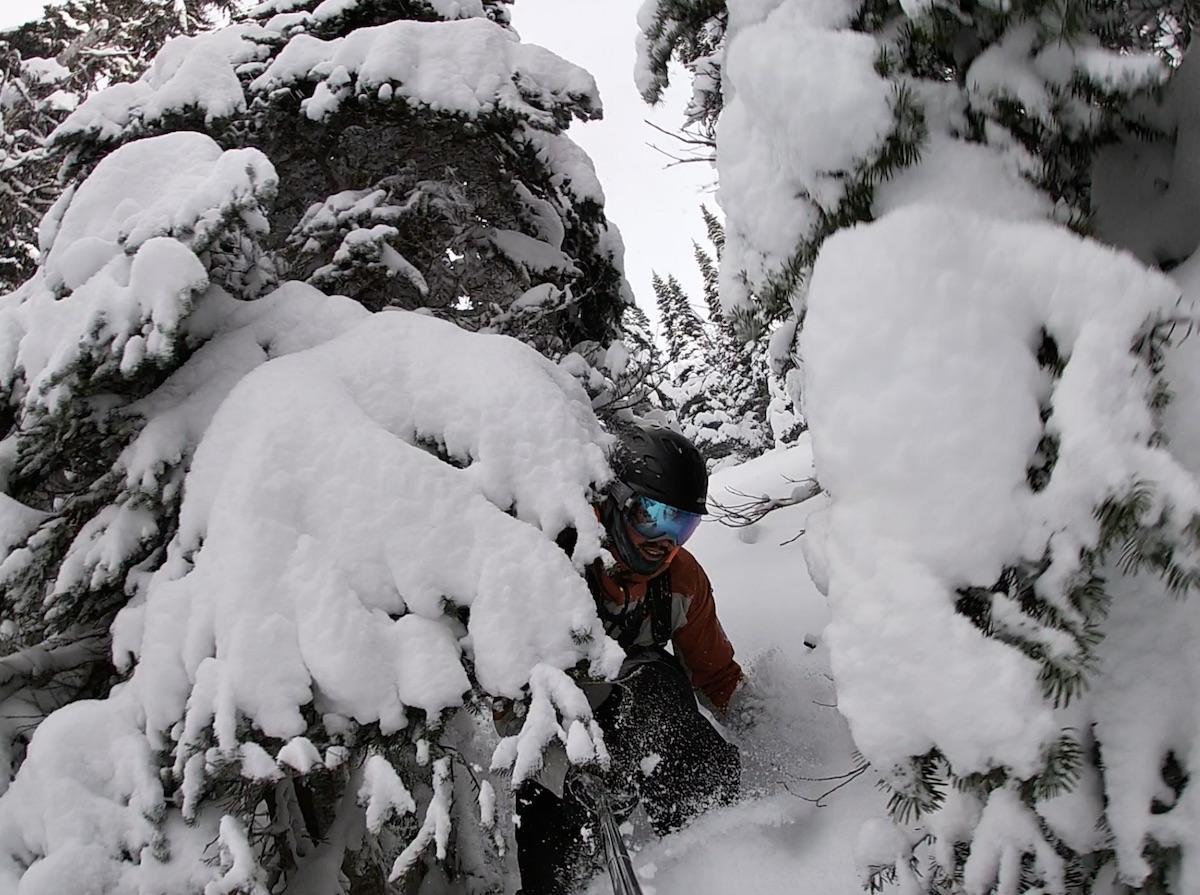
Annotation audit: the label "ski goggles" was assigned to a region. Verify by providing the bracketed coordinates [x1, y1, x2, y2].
[625, 494, 703, 546]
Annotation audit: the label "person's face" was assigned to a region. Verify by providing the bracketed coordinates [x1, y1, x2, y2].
[624, 519, 679, 567]
[621, 494, 702, 568]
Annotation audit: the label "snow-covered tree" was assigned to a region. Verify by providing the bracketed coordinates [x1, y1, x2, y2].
[48, 0, 628, 354]
[653, 270, 729, 458]
[0, 1, 238, 292]
[0, 137, 621, 895]
[638, 0, 1190, 363]
[0, 43, 64, 292]
[652, 207, 775, 465]
[653, 271, 770, 465]
[562, 301, 672, 425]
[654, 271, 705, 368]
[642, 0, 1200, 892]
[0, 5, 636, 891]
[692, 205, 801, 448]
[637, 0, 725, 146]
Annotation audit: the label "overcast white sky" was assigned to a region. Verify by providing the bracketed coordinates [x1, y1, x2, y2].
[512, 0, 713, 327]
[0, 0, 712, 331]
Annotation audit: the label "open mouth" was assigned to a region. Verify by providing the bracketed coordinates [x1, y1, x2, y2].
[640, 540, 672, 561]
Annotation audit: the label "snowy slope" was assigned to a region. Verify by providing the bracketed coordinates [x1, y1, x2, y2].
[582, 439, 885, 895]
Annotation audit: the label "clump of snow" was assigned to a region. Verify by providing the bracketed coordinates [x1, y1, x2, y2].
[54, 17, 601, 144]
[489, 228, 579, 274]
[968, 25, 1166, 131]
[800, 205, 1197, 774]
[873, 134, 1051, 223]
[208, 815, 269, 895]
[20, 56, 69, 84]
[246, 0, 309, 17]
[249, 17, 599, 125]
[359, 754, 417, 833]
[51, 26, 269, 142]
[390, 756, 453, 881]
[519, 128, 608, 206]
[0, 692, 162, 891]
[0, 494, 45, 556]
[1088, 567, 1200, 887]
[110, 306, 623, 763]
[632, 0, 664, 100]
[855, 818, 922, 894]
[1075, 46, 1167, 93]
[964, 786, 1066, 894]
[491, 664, 608, 784]
[966, 25, 1061, 127]
[715, 0, 892, 313]
[0, 131, 276, 431]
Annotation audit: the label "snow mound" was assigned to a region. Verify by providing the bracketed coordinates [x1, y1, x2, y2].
[800, 205, 1198, 775]
[114, 308, 624, 761]
[736, 647, 846, 797]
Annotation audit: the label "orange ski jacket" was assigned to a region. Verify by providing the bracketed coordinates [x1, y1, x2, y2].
[589, 547, 743, 711]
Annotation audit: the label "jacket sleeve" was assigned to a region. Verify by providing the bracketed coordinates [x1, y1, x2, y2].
[671, 563, 742, 711]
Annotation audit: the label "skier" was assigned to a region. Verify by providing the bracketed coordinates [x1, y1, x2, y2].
[511, 422, 745, 895]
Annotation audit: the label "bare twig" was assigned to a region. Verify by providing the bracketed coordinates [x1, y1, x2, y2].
[708, 478, 821, 528]
[644, 119, 716, 151]
[644, 119, 716, 168]
[789, 763, 869, 784]
[783, 762, 870, 808]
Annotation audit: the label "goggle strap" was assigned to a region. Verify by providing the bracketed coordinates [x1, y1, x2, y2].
[609, 479, 637, 511]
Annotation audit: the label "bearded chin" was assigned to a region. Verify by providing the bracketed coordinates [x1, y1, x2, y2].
[600, 495, 668, 576]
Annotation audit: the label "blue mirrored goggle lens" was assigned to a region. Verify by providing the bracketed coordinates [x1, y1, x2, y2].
[626, 496, 703, 546]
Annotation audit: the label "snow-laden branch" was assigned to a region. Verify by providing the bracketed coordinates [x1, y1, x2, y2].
[388, 756, 453, 882]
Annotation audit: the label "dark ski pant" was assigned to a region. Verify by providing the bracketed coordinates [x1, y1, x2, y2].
[515, 654, 740, 895]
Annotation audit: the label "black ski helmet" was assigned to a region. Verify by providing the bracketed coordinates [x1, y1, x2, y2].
[612, 423, 708, 515]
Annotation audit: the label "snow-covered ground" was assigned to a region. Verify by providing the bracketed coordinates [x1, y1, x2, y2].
[583, 439, 885, 895]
